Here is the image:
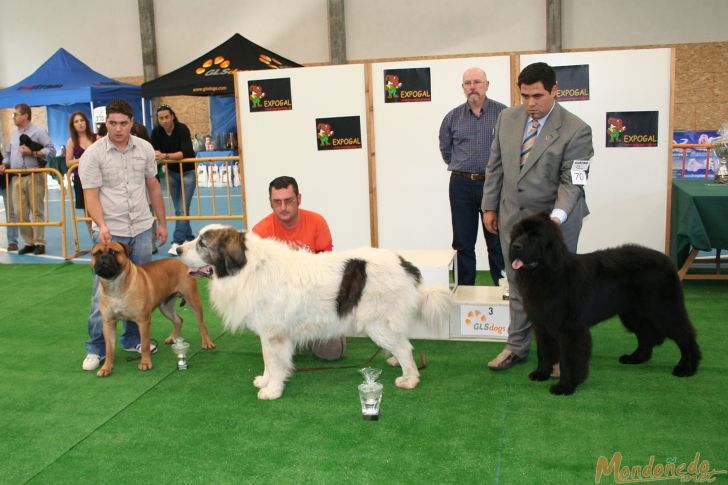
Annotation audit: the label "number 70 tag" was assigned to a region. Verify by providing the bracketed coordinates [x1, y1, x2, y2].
[571, 159, 590, 186]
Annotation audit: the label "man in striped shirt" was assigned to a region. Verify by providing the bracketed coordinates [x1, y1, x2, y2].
[439, 67, 506, 286]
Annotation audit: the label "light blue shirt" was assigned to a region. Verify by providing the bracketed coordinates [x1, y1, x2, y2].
[4, 122, 56, 169]
[522, 103, 555, 140]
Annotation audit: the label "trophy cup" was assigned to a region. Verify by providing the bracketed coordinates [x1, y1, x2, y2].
[171, 337, 190, 370]
[711, 121, 728, 184]
[358, 367, 383, 421]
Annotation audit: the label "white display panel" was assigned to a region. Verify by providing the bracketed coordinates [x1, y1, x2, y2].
[520, 49, 672, 253]
[371, 56, 512, 270]
[236, 64, 371, 250]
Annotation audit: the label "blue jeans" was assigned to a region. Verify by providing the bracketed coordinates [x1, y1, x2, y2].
[1, 185, 19, 245]
[168, 169, 196, 244]
[449, 173, 504, 286]
[85, 228, 154, 356]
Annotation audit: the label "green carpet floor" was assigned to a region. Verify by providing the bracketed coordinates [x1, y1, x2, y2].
[0, 263, 726, 484]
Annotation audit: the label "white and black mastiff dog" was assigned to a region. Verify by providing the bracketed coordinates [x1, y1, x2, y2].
[509, 213, 701, 395]
[178, 224, 454, 400]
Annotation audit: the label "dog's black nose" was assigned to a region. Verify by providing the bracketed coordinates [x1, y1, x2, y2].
[176, 246, 183, 255]
[511, 241, 524, 252]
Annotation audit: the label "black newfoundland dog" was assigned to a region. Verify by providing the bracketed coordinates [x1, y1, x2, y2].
[509, 213, 700, 395]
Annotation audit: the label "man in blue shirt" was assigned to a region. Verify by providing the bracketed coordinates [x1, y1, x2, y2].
[439, 68, 506, 286]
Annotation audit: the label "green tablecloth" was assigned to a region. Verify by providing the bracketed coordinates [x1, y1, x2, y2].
[670, 180, 728, 268]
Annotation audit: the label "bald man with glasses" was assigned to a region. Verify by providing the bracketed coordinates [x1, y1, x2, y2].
[439, 67, 507, 287]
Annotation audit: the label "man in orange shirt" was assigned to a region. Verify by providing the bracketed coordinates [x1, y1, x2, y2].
[252, 176, 344, 360]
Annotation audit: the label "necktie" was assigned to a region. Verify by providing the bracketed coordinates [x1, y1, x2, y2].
[520, 118, 540, 165]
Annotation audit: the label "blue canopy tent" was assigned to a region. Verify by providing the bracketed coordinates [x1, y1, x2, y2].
[0, 48, 150, 150]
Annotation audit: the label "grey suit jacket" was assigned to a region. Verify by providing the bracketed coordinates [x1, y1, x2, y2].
[482, 102, 594, 247]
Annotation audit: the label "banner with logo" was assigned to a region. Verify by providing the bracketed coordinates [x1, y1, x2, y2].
[459, 304, 509, 340]
[315, 116, 362, 150]
[553, 64, 590, 101]
[673, 130, 718, 179]
[247, 78, 293, 112]
[606, 111, 659, 147]
[383, 68, 432, 103]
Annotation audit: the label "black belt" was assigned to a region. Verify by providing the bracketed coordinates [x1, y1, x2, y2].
[451, 171, 485, 181]
[11, 173, 32, 178]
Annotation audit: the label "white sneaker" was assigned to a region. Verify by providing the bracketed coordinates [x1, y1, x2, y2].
[168, 243, 180, 256]
[82, 354, 103, 371]
[123, 343, 158, 354]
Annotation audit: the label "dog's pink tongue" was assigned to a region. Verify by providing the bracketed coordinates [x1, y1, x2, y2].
[188, 266, 213, 278]
[512, 259, 524, 270]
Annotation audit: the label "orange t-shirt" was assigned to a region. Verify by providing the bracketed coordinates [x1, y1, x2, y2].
[252, 208, 333, 253]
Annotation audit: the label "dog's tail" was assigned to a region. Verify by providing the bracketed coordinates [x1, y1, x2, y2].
[418, 285, 454, 327]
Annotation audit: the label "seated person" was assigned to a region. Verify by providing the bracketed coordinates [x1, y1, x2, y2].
[252, 176, 345, 361]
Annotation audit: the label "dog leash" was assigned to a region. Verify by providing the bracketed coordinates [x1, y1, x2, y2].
[296, 349, 428, 372]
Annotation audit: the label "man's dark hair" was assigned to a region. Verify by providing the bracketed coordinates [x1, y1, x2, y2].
[517, 62, 557, 91]
[15, 103, 31, 120]
[105, 99, 134, 119]
[268, 176, 299, 196]
[156, 104, 178, 125]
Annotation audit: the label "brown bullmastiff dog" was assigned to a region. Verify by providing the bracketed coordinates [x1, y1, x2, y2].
[92, 241, 215, 377]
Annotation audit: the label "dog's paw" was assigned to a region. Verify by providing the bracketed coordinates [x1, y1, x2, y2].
[549, 383, 575, 395]
[257, 386, 283, 400]
[96, 366, 113, 377]
[164, 335, 175, 345]
[395, 375, 420, 389]
[138, 361, 153, 372]
[253, 375, 269, 388]
[672, 362, 697, 377]
[619, 353, 649, 365]
[201, 338, 216, 350]
[386, 355, 400, 367]
[528, 370, 550, 381]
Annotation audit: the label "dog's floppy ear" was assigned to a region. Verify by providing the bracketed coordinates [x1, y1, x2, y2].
[215, 229, 247, 278]
[120, 243, 132, 257]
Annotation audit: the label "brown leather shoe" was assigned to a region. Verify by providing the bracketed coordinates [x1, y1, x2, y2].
[487, 349, 525, 371]
[6, 243, 18, 251]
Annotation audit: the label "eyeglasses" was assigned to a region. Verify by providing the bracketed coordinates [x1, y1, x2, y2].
[156, 104, 172, 113]
[462, 80, 488, 87]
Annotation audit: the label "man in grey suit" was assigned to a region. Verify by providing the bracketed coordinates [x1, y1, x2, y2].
[482, 62, 594, 371]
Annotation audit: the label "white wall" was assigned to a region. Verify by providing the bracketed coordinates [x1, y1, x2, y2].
[236, 64, 372, 251]
[0, 0, 142, 86]
[371, 56, 511, 270]
[345, 0, 544, 60]
[563, 0, 728, 48]
[2, 0, 728, 87]
[152, 0, 329, 73]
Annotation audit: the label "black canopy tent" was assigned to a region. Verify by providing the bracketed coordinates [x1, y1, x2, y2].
[141, 34, 301, 98]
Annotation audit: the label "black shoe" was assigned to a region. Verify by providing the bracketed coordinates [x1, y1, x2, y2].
[18, 245, 36, 255]
[33, 245, 45, 255]
[6, 243, 18, 252]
